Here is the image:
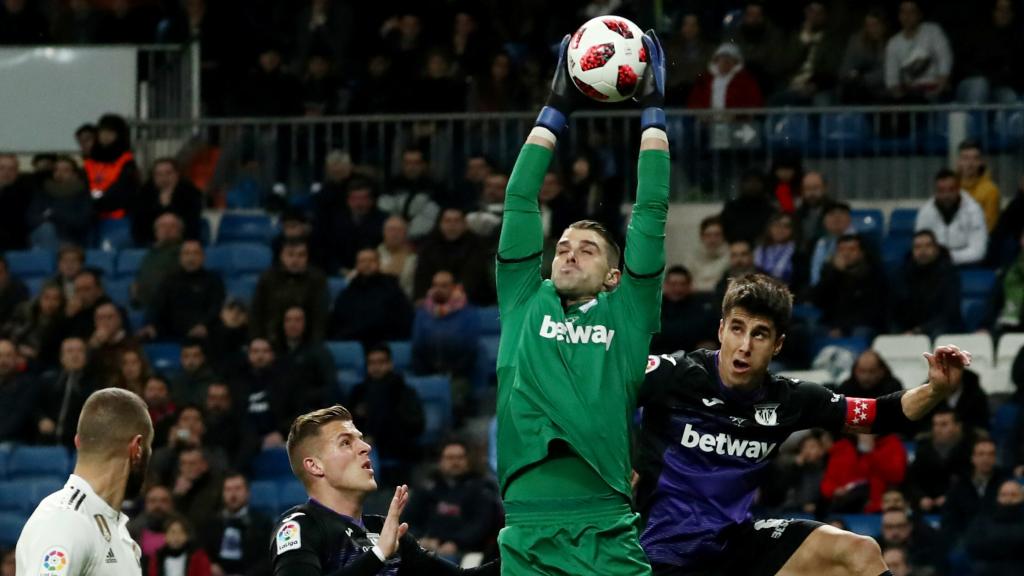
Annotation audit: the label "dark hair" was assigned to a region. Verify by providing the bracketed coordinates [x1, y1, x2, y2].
[958, 139, 982, 154]
[152, 157, 178, 172]
[365, 342, 392, 360]
[567, 220, 622, 269]
[836, 233, 863, 249]
[74, 268, 101, 285]
[346, 178, 374, 195]
[58, 243, 86, 262]
[75, 123, 97, 137]
[931, 405, 959, 421]
[823, 201, 852, 215]
[402, 146, 427, 160]
[176, 404, 204, 422]
[729, 239, 753, 252]
[973, 436, 997, 451]
[180, 337, 205, 352]
[934, 168, 957, 181]
[721, 274, 794, 335]
[700, 215, 723, 233]
[287, 405, 354, 484]
[223, 470, 248, 485]
[912, 229, 937, 244]
[666, 265, 691, 280]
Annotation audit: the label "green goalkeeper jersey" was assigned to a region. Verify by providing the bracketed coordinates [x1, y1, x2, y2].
[496, 143, 670, 501]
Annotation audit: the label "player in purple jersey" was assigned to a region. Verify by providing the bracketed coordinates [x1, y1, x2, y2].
[636, 274, 971, 576]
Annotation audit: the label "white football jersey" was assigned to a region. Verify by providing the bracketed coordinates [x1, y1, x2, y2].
[16, 475, 142, 576]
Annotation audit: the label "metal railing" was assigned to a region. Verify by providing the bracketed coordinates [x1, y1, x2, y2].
[137, 42, 199, 121]
[131, 104, 1024, 204]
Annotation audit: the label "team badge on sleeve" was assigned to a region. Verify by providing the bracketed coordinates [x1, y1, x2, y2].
[845, 397, 877, 431]
[645, 355, 660, 374]
[276, 522, 302, 554]
[40, 547, 69, 575]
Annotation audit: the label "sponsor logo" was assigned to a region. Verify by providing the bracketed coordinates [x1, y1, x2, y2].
[105, 549, 117, 564]
[679, 423, 777, 462]
[276, 522, 301, 554]
[646, 355, 660, 374]
[702, 398, 725, 407]
[41, 547, 68, 574]
[753, 519, 791, 539]
[539, 315, 616, 350]
[831, 393, 842, 403]
[728, 416, 748, 426]
[754, 403, 780, 426]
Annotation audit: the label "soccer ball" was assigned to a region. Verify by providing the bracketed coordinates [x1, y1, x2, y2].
[566, 16, 647, 103]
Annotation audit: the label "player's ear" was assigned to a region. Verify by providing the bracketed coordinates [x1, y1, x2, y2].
[303, 456, 325, 479]
[717, 319, 724, 344]
[773, 333, 786, 356]
[604, 268, 621, 290]
[74, 434, 81, 450]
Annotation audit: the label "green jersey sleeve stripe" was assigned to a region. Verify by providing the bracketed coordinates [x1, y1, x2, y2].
[497, 250, 544, 264]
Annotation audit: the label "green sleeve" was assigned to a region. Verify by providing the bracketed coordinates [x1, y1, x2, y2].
[615, 149, 670, 334]
[496, 143, 551, 316]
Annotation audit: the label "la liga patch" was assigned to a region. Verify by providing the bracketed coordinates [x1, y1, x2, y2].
[276, 522, 301, 554]
[40, 546, 69, 575]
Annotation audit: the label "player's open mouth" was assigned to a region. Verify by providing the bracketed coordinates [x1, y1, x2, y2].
[362, 461, 373, 472]
[732, 359, 750, 373]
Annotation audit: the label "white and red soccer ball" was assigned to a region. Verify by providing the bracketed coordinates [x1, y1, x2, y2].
[567, 16, 648, 103]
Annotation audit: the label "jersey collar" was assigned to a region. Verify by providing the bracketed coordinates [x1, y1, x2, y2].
[67, 474, 122, 522]
[308, 497, 365, 529]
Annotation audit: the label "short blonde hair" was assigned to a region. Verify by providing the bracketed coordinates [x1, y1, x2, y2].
[286, 405, 353, 485]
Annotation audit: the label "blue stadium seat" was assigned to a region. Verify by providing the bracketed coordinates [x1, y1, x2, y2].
[840, 514, 881, 538]
[960, 269, 996, 299]
[406, 375, 453, 445]
[248, 480, 279, 516]
[25, 277, 46, 298]
[386, 341, 412, 373]
[203, 245, 231, 275]
[277, 480, 308, 511]
[226, 180, 264, 209]
[251, 448, 292, 480]
[791, 304, 822, 325]
[115, 248, 148, 279]
[29, 478, 63, 506]
[961, 299, 988, 332]
[766, 114, 811, 150]
[95, 218, 135, 250]
[144, 342, 182, 374]
[218, 214, 275, 245]
[993, 110, 1024, 149]
[992, 403, 1019, 465]
[104, 278, 133, 310]
[818, 113, 869, 156]
[850, 209, 884, 248]
[328, 277, 347, 304]
[5, 249, 56, 279]
[887, 208, 918, 238]
[228, 243, 273, 276]
[226, 275, 260, 305]
[0, 512, 24, 547]
[474, 335, 500, 391]
[127, 308, 147, 332]
[882, 236, 912, 274]
[84, 249, 117, 278]
[338, 370, 362, 400]
[327, 341, 365, 378]
[923, 111, 983, 154]
[7, 446, 70, 480]
[0, 481, 34, 514]
[200, 217, 212, 246]
[477, 306, 500, 336]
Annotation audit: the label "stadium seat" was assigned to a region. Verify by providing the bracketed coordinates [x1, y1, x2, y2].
[251, 448, 292, 480]
[778, 369, 833, 384]
[923, 110, 983, 154]
[144, 342, 182, 374]
[226, 275, 259, 305]
[474, 335, 501, 391]
[115, 248, 147, 279]
[0, 480, 34, 513]
[850, 209, 884, 247]
[996, 333, 1024, 367]
[881, 236, 912, 276]
[25, 277, 46, 298]
[5, 249, 56, 278]
[959, 269, 997, 299]
[477, 306, 500, 336]
[386, 340, 412, 373]
[810, 335, 870, 360]
[84, 249, 116, 278]
[934, 333, 993, 370]
[407, 375, 453, 445]
[248, 480, 279, 516]
[200, 217, 212, 246]
[218, 214, 275, 245]
[328, 277, 347, 303]
[992, 403, 1020, 464]
[277, 480, 308, 511]
[104, 278, 133, 309]
[29, 478, 63, 506]
[993, 109, 1024, 149]
[95, 218, 134, 250]
[228, 243, 273, 276]
[873, 334, 932, 374]
[818, 112, 869, 155]
[765, 114, 811, 150]
[791, 303, 822, 325]
[203, 245, 231, 275]
[7, 446, 70, 480]
[0, 512, 24, 547]
[226, 180, 264, 210]
[887, 208, 918, 239]
[326, 341, 365, 378]
[960, 299, 989, 332]
[127, 308, 146, 332]
[839, 514, 881, 538]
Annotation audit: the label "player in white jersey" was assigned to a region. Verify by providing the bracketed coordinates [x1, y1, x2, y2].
[17, 388, 154, 576]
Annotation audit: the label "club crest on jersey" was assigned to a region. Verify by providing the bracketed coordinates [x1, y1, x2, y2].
[276, 522, 301, 554]
[754, 403, 780, 426]
[539, 315, 615, 350]
[40, 547, 69, 575]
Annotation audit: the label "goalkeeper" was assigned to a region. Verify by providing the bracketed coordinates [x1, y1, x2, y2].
[494, 30, 669, 575]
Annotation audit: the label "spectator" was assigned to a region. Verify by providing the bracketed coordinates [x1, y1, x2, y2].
[349, 343, 426, 484]
[839, 9, 889, 104]
[956, 140, 1000, 231]
[407, 438, 501, 561]
[85, 113, 140, 221]
[146, 515, 213, 576]
[200, 473, 273, 576]
[447, 10, 488, 80]
[378, 215, 417, 299]
[880, 547, 912, 576]
[770, 1, 843, 106]
[299, 49, 343, 116]
[813, 234, 886, 337]
[311, 149, 352, 207]
[0, 257, 28, 327]
[650, 266, 717, 355]
[75, 123, 97, 159]
[915, 169, 988, 266]
[170, 339, 219, 407]
[251, 240, 328, 343]
[89, 303, 139, 388]
[956, 0, 1023, 104]
[0, 154, 32, 251]
[664, 13, 713, 105]
[290, 0, 354, 76]
[686, 42, 763, 110]
[231, 338, 304, 448]
[466, 173, 507, 240]
[0, 339, 36, 443]
[908, 408, 973, 513]
[203, 381, 257, 472]
[454, 155, 493, 213]
[928, 367, 991, 433]
[885, 0, 953, 101]
[890, 230, 962, 337]
[276, 306, 334, 407]
[329, 248, 412, 344]
[720, 170, 775, 245]
[0, 547, 11, 576]
[467, 51, 527, 112]
[410, 50, 465, 113]
[685, 215, 730, 294]
[754, 212, 796, 284]
[810, 202, 855, 286]
[381, 148, 442, 240]
[128, 485, 176, 559]
[132, 157, 204, 245]
[26, 155, 91, 249]
[878, 509, 944, 576]
[143, 239, 225, 341]
[768, 153, 802, 215]
[65, 269, 110, 339]
[0, 0, 50, 44]
[731, 1, 784, 93]
[820, 433, 907, 513]
[942, 438, 1008, 548]
[271, 208, 320, 268]
[838, 350, 904, 399]
[713, 240, 763, 304]
[315, 178, 387, 275]
[171, 447, 223, 531]
[35, 337, 93, 447]
[53, 244, 85, 299]
[412, 270, 480, 390]
[3, 281, 68, 370]
[966, 478, 1024, 576]
[206, 299, 250, 378]
[134, 212, 184, 312]
[763, 431, 829, 515]
[413, 208, 495, 306]
[234, 45, 302, 117]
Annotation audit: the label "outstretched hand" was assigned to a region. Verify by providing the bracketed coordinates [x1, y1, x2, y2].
[635, 29, 665, 109]
[377, 485, 410, 558]
[546, 34, 589, 118]
[924, 345, 971, 397]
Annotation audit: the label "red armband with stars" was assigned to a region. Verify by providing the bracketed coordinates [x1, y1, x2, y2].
[845, 397, 877, 432]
